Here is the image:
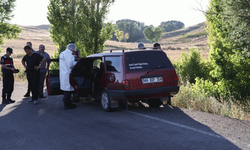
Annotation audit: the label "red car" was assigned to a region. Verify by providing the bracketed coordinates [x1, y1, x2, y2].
[46, 49, 179, 111]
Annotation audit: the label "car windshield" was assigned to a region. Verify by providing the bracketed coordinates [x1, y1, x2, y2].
[125, 51, 172, 71]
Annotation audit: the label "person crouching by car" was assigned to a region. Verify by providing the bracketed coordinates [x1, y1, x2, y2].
[1, 47, 17, 104]
[22, 46, 46, 105]
[59, 43, 80, 109]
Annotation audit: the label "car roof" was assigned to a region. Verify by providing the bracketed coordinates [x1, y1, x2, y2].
[87, 49, 163, 58]
[87, 52, 123, 57]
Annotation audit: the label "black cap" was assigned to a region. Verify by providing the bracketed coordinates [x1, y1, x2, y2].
[7, 47, 13, 54]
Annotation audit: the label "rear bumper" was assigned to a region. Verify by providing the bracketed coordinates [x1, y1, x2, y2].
[106, 85, 179, 99]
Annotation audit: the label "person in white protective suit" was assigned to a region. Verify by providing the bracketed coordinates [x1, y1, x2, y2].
[59, 43, 80, 109]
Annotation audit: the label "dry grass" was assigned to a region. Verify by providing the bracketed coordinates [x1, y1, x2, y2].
[172, 83, 250, 121]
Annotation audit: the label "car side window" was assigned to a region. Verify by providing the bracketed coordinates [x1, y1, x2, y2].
[93, 58, 102, 69]
[105, 56, 120, 72]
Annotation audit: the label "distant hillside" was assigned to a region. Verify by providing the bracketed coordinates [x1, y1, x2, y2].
[0, 22, 209, 66]
[105, 22, 208, 50]
[159, 22, 207, 50]
[21, 24, 51, 31]
[162, 22, 205, 39]
[22, 22, 207, 50]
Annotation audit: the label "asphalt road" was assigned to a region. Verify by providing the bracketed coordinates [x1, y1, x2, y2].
[0, 82, 250, 150]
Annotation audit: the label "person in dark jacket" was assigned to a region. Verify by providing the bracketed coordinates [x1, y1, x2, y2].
[1, 48, 16, 104]
[22, 46, 46, 104]
[23, 42, 35, 97]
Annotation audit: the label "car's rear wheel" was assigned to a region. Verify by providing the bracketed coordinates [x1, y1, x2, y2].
[101, 90, 112, 112]
[148, 98, 162, 108]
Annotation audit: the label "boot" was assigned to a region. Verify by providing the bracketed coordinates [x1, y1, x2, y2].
[7, 98, 15, 103]
[2, 97, 9, 104]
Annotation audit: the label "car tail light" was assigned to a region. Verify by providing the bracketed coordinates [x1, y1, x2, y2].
[174, 76, 178, 85]
[123, 80, 130, 90]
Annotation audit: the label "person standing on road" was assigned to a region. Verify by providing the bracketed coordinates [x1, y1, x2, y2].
[35, 44, 50, 98]
[1, 48, 16, 104]
[23, 42, 35, 97]
[153, 43, 162, 50]
[69, 41, 80, 58]
[68, 41, 80, 101]
[59, 43, 80, 109]
[22, 46, 46, 104]
[137, 42, 146, 50]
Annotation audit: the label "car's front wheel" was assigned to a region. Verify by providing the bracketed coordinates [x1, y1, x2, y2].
[101, 90, 112, 112]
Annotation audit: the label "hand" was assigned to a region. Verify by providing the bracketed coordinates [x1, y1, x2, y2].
[34, 65, 41, 70]
[11, 68, 15, 71]
[75, 57, 81, 61]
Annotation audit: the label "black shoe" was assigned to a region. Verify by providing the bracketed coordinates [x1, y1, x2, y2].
[2, 99, 10, 104]
[39, 96, 46, 98]
[64, 103, 77, 109]
[23, 93, 30, 97]
[7, 99, 15, 103]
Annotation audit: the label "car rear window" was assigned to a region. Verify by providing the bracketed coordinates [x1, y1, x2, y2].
[125, 51, 172, 71]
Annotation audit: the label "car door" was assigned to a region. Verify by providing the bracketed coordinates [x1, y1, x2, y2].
[70, 57, 94, 97]
[46, 59, 63, 95]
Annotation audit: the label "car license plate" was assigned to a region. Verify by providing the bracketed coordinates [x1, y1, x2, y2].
[142, 77, 163, 84]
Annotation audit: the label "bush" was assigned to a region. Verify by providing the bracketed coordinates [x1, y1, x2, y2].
[173, 47, 213, 84]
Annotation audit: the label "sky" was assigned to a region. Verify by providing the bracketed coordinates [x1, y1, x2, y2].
[11, 0, 209, 27]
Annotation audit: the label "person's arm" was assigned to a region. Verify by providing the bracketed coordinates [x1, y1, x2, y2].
[1, 64, 15, 72]
[46, 53, 51, 69]
[21, 60, 27, 69]
[66, 54, 77, 69]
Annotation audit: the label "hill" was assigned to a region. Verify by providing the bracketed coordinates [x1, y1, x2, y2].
[105, 22, 207, 50]
[0, 22, 208, 67]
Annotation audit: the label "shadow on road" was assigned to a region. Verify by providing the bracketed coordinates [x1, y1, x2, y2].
[0, 95, 245, 150]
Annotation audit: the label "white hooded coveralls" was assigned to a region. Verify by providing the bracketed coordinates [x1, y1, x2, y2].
[59, 49, 77, 91]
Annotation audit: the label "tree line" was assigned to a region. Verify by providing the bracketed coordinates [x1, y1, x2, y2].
[112, 19, 185, 43]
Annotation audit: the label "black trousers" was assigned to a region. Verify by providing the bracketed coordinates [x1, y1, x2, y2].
[38, 70, 47, 97]
[26, 71, 40, 100]
[2, 73, 14, 99]
[63, 91, 73, 105]
[26, 72, 31, 94]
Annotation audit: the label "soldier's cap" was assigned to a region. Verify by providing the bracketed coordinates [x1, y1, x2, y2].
[7, 47, 13, 54]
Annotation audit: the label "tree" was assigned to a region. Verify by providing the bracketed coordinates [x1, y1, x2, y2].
[0, 0, 22, 52]
[143, 26, 163, 43]
[206, 0, 250, 103]
[47, 0, 115, 57]
[114, 29, 123, 42]
[158, 20, 185, 32]
[124, 33, 129, 42]
[115, 19, 145, 42]
[154, 27, 163, 42]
